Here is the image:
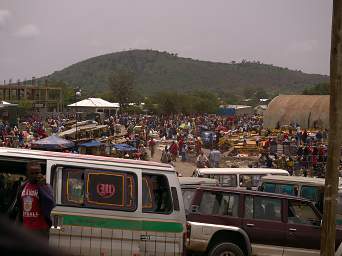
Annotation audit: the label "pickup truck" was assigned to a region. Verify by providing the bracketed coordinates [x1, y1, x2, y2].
[184, 186, 342, 256]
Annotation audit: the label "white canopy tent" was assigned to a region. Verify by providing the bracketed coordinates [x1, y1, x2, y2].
[68, 98, 120, 115]
[0, 100, 18, 108]
[68, 98, 119, 108]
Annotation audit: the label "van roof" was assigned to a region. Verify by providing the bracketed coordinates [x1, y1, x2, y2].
[197, 168, 289, 175]
[0, 147, 175, 171]
[261, 175, 326, 186]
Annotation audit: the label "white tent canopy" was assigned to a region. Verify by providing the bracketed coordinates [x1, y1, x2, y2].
[0, 100, 17, 107]
[68, 98, 119, 109]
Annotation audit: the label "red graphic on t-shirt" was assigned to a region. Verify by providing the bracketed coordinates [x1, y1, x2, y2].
[21, 182, 49, 230]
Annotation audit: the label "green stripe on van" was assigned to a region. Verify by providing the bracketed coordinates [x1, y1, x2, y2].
[62, 215, 183, 233]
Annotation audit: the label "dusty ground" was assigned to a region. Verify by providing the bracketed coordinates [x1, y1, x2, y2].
[149, 144, 197, 177]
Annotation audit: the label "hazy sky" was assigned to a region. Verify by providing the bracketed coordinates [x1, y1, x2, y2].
[0, 0, 333, 82]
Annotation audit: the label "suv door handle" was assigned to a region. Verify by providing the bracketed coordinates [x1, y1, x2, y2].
[246, 223, 255, 227]
[289, 228, 297, 232]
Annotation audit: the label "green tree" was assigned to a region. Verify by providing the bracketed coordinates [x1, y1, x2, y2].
[108, 69, 135, 109]
[255, 88, 269, 100]
[243, 87, 255, 99]
[17, 99, 32, 116]
[302, 83, 329, 95]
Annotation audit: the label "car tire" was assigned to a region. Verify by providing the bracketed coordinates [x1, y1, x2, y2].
[208, 242, 245, 256]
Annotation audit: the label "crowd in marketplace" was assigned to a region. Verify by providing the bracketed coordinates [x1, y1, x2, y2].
[0, 110, 335, 179]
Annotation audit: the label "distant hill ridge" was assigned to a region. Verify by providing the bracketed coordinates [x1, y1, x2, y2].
[48, 49, 329, 95]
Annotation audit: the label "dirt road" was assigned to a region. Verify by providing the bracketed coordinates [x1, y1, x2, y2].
[149, 144, 196, 177]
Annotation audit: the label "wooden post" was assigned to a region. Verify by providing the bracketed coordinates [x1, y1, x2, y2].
[320, 0, 342, 255]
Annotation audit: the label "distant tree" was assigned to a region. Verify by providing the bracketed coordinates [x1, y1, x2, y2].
[255, 88, 269, 100]
[243, 87, 254, 99]
[108, 70, 135, 109]
[302, 83, 329, 95]
[17, 99, 32, 116]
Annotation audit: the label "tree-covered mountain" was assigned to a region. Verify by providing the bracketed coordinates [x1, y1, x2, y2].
[47, 49, 329, 96]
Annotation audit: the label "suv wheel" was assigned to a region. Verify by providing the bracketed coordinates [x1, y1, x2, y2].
[209, 242, 244, 256]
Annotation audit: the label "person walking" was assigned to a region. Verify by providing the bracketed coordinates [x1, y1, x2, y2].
[161, 146, 172, 164]
[169, 141, 178, 162]
[148, 137, 156, 159]
[208, 148, 221, 168]
[180, 143, 188, 162]
[8, 161, 55, 240]
[196, 151, 209, 168]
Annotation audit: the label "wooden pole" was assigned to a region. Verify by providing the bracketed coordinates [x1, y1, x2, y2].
[320, 0, 342, 255]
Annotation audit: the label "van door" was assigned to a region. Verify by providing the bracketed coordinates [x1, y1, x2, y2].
[140, 173, 184, 256]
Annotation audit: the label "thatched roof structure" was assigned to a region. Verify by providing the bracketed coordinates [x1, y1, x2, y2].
[263, 95, 329, 129]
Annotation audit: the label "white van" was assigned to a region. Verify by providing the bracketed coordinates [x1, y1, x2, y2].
[0, 148, 186, 256]
[193, 168, 289, 189]
[260, 175, 342, 224]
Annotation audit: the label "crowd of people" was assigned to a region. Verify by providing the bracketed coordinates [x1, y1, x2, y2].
[0, 112, 334, 179]
[257, 126, 330, 177]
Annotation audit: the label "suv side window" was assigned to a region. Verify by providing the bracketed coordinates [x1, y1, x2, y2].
[288, 200, 320, 225]
[245, 195, 281, 221]
[199, 191, 239, 217]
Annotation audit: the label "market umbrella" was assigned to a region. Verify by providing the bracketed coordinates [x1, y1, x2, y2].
[31, 135, 75, 151]
[79, 140, 103, 148]
[113, 143, 137, 152]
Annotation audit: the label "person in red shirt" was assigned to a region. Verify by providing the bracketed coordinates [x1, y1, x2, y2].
[169, 141, 178, 162]
[9, 161, 55, 239]
[148, 138, 156, 159]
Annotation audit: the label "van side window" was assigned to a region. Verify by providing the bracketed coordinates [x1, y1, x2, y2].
[301, 186, 320, 202]
[142, 174, 172, 214]
[62, 169, 84, 206]
[262, 182, 295, 196]
[240, 175, 263, 187]
[199, 191, 239, 217]
[245, 196, 281, 221]
[86, 170, 137, 211]
[62, 168, 137, 211]
[221, 175, 237, 187]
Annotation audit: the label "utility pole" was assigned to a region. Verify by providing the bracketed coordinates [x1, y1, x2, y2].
[320, 0, 342, 255]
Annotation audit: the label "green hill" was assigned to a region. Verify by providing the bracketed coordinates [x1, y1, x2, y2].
[47, 49, 329, 96]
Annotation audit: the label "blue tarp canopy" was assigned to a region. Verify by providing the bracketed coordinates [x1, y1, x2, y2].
[113, 143, 137, 152]
[79, 140, 103, 148]
[31, 135, 75, 150]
